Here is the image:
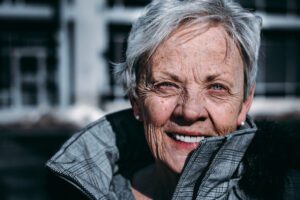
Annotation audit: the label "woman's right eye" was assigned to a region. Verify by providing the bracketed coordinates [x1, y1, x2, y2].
[154, 82, 179, 92]
[158, 82, 177, 87]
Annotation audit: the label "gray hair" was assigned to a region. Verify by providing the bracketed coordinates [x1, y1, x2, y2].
[115, 0, 262, 100]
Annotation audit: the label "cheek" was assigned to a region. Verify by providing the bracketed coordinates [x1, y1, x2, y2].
[141, 96, 178, 164]
[142, 96, 178, 126]
[206, 99, 242, 133]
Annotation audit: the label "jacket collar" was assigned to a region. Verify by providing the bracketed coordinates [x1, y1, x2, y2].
[47, 110, 257, 200]
[172, 116, 257, 199]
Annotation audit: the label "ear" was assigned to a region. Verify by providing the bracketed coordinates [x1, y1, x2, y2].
[130, 95, 142, 121]
[237, 84, 255, 126]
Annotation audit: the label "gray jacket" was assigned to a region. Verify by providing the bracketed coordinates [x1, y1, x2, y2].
[46, 109, 300, 200]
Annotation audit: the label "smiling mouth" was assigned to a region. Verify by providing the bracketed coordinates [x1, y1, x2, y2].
[167, 132, 205, 143]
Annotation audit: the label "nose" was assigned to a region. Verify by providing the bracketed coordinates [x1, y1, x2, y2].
[172, 90, 207, 125]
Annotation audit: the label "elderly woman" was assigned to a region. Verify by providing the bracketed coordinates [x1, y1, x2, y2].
[47, 0, 300, 199]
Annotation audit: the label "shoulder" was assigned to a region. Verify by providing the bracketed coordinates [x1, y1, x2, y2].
[45, 109, 147, 199]
[240, 120, 300, 199]
[47, 108, 153, 179]
[47, 108, 137, 162]
[247, 120, 300, 169]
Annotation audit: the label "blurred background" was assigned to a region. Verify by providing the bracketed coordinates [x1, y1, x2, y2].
[0, 0, 299, 199]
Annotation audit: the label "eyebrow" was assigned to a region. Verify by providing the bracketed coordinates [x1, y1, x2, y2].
[157, 71, 182, 82]
[205, 73, 223, 82]
[205, 72, 234, 88]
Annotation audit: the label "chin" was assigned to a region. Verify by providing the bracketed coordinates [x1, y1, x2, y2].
[172, 165, 185, 174]
[166, 156, 189, 174]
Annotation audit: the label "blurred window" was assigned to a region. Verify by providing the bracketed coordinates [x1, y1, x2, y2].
[239, 0, 300, 14]
[0, 11, 58, 109]
[102, 23, 131, 103]
[0, 58, 11, 107]
[10, 47, 59, 107]
[238, 0, 300, 97]
[256, 30, 300, 97]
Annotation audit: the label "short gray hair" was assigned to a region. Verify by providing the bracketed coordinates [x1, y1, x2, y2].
[115, 0, 262, 100]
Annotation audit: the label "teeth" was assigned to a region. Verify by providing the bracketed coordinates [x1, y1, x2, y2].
[174, 134, 204, 143]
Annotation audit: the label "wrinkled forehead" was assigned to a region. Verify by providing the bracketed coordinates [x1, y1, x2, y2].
[137, 22, 243, 82]
[150, 22, 241, 65]
[167, 22, 220, 45]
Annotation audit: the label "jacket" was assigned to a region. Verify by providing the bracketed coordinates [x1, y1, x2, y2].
[46, 109, 300, 200]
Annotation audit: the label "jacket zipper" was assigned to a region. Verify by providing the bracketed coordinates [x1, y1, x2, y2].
[48, 167, 97, 200]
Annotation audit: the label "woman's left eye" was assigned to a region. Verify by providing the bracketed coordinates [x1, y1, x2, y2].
[210, 83, 225, 91]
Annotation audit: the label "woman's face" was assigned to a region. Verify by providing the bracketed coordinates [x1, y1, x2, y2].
[133, 25, 254, 174]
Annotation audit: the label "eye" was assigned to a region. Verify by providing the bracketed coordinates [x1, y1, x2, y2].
[210, 83, 226, 91]
[155, 82, 178, 89]
[153, 81, 180, 94]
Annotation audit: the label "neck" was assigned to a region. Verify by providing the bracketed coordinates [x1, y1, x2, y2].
[155, 161, 179, 199]
[132, 162, 179, 200]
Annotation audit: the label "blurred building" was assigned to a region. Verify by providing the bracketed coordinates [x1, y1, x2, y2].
[0, 1, 299, 200]
[0, 0, 300, 125]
